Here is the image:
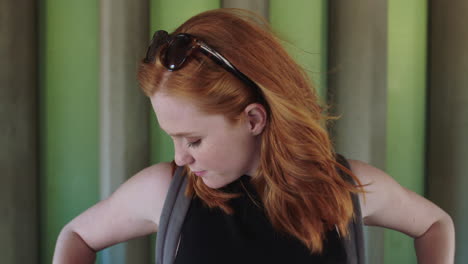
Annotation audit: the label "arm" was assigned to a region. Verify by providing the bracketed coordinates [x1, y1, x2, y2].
[414, 214, 455, 264]
[348, 159, 455, 264]
[52, 162, 173, 263]
[53, 227, 96, 264]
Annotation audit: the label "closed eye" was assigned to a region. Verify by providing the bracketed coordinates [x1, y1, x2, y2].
[187, 139, 201, 148]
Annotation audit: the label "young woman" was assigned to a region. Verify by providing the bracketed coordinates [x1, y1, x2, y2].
[53, 8, 455, 264]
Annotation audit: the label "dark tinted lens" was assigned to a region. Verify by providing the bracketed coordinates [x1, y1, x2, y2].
[164, 34, 194, 71]
[144, 30, 169, 64]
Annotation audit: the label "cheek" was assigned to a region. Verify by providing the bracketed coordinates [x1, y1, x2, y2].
[201, 140, 229, 163]
[191, 140, 221, 167]
[211, 132, 253, 164]
[195, 136, 239, 168]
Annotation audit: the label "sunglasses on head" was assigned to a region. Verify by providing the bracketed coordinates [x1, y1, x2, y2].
[144, 30, 261, 91]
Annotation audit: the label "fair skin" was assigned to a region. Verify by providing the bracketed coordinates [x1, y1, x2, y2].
[151, 92, 265, 188]
[53, 93, 455, 264]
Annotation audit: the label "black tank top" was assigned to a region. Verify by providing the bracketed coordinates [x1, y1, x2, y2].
[173, 175, 347, 264]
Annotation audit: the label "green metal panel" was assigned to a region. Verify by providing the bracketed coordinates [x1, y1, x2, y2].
[428, 1, 468, 263]
[39, 0, 99, 263]
[221, 0, 269, 19]
[269, 0, 328, 99]
[327, 0, 388, 261]
[149, 0, 220, 165]
[386, 0, 427, 263]
[1, 0, 39, 262]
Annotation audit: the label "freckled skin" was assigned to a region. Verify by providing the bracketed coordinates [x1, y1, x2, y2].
[150, 93, 263, 189]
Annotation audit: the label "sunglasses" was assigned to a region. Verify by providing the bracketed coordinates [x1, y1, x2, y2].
[144, 30, 261, 92]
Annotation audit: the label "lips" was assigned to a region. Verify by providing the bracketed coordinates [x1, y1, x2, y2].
[192, 170, 206, 177]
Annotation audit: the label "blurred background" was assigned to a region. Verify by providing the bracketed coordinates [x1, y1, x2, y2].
[1, 0, 467, 263]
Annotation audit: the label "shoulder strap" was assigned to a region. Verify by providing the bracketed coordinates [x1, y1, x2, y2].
[155, 166, 191, 264]
[336, 154, 366, 264]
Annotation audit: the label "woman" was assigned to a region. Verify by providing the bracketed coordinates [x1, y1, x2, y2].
[53, 8, 455, 264]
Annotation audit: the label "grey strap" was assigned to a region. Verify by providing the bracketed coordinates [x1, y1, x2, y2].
[337, 155, 366, 264]
[351, 187, 365, 264]
[155, 166, 191, 264]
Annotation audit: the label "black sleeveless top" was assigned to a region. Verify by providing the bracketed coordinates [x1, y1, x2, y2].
[173, 175, 347, 264]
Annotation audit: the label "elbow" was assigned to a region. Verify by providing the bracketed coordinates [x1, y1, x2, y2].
[435, 211, 455, 238]
[56, 224, 98, 253]
[414, 213, 455, 264]
[415, 210, 454, 240]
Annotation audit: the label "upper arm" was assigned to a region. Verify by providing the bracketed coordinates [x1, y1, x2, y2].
[348, 159, 449, 238]
[64, 162, 173, 251]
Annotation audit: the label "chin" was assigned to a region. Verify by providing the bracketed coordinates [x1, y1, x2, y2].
[201, 179, 224, 189]
[201, 177, 230, 189]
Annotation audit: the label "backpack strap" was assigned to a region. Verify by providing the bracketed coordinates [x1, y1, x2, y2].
[155, 166, 191, 264]
[336, 154, 366, 264]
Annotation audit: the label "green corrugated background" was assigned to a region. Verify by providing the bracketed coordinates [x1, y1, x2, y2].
[39, 0, 99, 263]
[386, 0, 427, 263]
[36, 1, 435, 263]
[270, 0, 328, 99]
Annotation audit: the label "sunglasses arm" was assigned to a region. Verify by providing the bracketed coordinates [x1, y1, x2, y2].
[198, 43, 260, 91]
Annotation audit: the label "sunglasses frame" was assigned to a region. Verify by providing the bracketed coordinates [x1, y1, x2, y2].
[144, 30, 261, 92]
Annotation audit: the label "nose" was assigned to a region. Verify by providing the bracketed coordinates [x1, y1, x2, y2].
[174, 143, 194, 167]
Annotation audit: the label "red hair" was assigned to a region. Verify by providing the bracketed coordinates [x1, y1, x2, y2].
[138, 8, 364, 254]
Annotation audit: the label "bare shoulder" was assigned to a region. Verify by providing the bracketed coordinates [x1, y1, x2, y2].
[346, 159, 392, 219]
[347, 159, 449, 238]
[65, 162, 174, 251]
[110, 162, 174, 227]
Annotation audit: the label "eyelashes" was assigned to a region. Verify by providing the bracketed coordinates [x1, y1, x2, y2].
[187, 139, 201, 148]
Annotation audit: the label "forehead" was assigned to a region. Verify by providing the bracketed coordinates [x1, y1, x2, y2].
[150, 93, 229, 135]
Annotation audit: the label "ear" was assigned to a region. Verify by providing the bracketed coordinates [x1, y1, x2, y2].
[243, 103, 267, 136]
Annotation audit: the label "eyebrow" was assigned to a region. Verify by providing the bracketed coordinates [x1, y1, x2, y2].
[167, 131, 198, 137]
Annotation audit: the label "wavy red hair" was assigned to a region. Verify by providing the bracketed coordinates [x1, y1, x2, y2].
[138, 8, 364, 254]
